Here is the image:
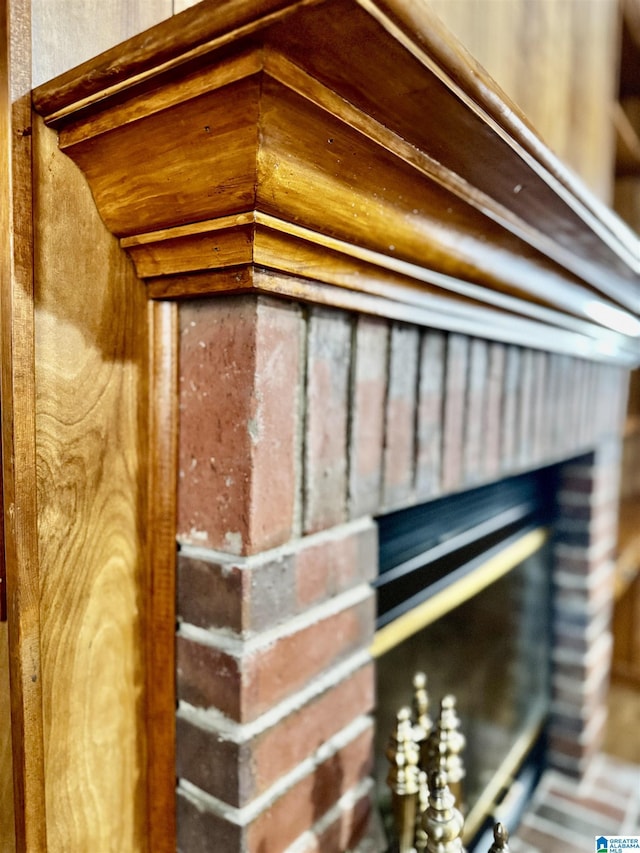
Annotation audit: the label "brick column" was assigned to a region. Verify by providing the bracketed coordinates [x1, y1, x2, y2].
[550, 440, 622, 776]
[175, 295, 377, 852]
[548, 362, 628, 776]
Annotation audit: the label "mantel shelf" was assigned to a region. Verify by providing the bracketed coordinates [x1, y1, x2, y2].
[32, 0, 640, 364]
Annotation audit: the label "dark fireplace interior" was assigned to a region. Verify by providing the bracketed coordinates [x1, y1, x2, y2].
[372, 468, 559, 848]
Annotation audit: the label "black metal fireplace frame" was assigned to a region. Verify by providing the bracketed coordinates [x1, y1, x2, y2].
[372, 465, 561, 847]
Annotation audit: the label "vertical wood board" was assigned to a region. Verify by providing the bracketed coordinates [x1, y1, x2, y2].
[33, 117, 148, 853]
[146, 300, 178, 853]
[0, 625, 16, 851]
[1, 0, 47, 848]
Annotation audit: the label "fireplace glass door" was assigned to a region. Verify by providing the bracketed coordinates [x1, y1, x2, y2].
[372, 471, 555, 845]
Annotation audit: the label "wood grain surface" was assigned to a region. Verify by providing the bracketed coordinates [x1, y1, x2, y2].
[33, 117, 148, 852]
[0, 625, 16, 851]
[146, 300, 178, 853]
[60, 74, 262, 237]
[428, 0, 619, 203]
[1, 0, 47, 848]
[140, 214, 635, 364]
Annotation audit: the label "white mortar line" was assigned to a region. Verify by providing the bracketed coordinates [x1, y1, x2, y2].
[555, 558, 614, 592]
[553, 608, 611, 645]
[555, 515, 616, 535]
[178, 516, 376, 567]
[177, 649, 372, 741]
[178, 715, 373, 825]
[178, 583, 373, 656]
[557, 490, 600, 508]
[283, 777, 375, 853]
[552, 629, 612, 667]
[552, 664, 609, 699]
[554, 538, 616, 562]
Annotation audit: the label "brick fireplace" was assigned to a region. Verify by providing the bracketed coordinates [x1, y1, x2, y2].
[30, 0, 639, 850]
[173, 297, 628, 851]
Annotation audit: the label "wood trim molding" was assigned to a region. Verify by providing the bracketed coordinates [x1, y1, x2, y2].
[32, 0, 639, 364]
[146, 300, 178, 853]
[124, 211, 629, 362]
[1, 1, 47, 848]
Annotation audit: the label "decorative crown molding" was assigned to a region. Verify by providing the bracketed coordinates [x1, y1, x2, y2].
[33, 0, 640, 363]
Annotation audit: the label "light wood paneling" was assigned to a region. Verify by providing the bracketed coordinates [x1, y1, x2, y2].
[173, 0, 201, 11]
[428, 0, 620, 202]
[33, 117, 148, 852]
[31, 0, 172, 87]
[0, 625, 16, 852]
[613, 568, 640, 686]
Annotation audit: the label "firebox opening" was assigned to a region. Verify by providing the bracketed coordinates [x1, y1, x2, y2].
[372, 468, 557, 849]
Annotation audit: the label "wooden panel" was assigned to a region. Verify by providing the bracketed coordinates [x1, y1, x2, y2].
[62, 75, 261, 237]
[428, 0, 619, 203]
[31, 0, 172, 87]
[141, 217, 636, 364]
[1, 1, 47, 849]
[615, 176, 640, 232]
[620, 0, 640, 99]
[614, 101, 640, 178]
[33, 117, 148, 852]
[146, 301, 178, 853]
[612, 571, 640, 686]
[0, 625, 16, 852]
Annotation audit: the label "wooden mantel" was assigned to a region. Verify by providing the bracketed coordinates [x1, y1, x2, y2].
[33, 0, 640, 364]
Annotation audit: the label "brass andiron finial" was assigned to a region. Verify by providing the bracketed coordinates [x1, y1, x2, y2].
[488, 823, 510, 852]
[427, 695, 466, 812]
[412, 672, 433, 769]
[421, 769, 465, 853]
[386, 706, 420, 853]
[414, 770, 430, 853]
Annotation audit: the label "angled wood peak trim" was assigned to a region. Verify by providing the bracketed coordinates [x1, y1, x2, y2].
[32, 0, 640, 363]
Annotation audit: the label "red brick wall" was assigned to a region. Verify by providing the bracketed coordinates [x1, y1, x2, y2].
[175, 291, 629, 851]
[550, 442, 623, 776]
[178, 296, 303, 555]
